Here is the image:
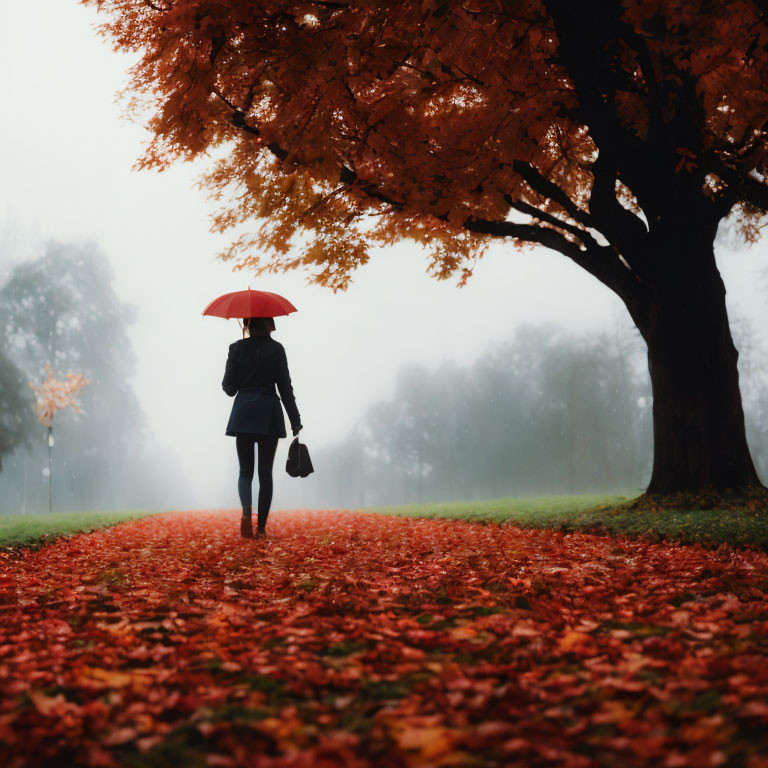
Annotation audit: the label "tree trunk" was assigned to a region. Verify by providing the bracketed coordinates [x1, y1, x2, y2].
[639, 246, 763, 495]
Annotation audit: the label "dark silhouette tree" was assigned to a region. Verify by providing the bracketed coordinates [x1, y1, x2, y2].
[87, 0, 768, 494]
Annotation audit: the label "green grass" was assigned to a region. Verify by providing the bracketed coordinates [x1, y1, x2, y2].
[368, 494, 626, 524]
[365, 494, 768, 549]
[0, 510, 163, 549]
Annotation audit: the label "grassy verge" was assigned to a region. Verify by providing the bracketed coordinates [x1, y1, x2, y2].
[0, 510, 163, 549]
[365, 494, 768, 549]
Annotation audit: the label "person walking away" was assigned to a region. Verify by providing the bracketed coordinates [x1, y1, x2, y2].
[222, 316, 302, 538]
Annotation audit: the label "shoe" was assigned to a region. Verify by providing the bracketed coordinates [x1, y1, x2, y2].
[255, 526, 267, 539]
[240, 515, 254, 539]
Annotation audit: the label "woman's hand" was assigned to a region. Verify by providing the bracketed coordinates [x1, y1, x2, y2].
[292, 424, 303, 437]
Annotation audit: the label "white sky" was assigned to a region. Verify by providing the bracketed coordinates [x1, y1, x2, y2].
[1, 1, 766, 508]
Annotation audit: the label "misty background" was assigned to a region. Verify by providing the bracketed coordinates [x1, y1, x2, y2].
[1, 1, 767, 514]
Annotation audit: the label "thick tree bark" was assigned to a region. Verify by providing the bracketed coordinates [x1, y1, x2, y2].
[636, 241, 763, 494]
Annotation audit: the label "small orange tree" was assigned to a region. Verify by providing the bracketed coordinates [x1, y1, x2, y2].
[29, 362, 90, 513]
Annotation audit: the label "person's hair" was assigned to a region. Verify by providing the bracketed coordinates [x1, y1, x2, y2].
[244, 317, 276, 337]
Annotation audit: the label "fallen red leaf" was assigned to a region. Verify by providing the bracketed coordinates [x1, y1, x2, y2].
[0, 510, 766, 766]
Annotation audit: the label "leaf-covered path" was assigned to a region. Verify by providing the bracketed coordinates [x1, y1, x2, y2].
[1, 510, 767, 768]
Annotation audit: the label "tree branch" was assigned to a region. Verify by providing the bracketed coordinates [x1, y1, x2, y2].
[504, 197, 601, 250]
[587, 149, 648, 274]
[230, 107, 288, 160]
[542, 0, 662, 218]
[222, 94, 401, 206]
[511, 160, 592, 227]
[464, 216, 639, 302]
[512, 155, 649, 283]
[613, 18, 664, 141]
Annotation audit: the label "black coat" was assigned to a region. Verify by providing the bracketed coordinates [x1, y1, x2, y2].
[222, 336, 302, 438]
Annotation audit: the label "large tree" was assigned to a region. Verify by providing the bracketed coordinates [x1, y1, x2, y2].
[88, 0, 768, 494]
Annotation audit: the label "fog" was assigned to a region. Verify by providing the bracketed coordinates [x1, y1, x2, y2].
[1, 1, 767, 513]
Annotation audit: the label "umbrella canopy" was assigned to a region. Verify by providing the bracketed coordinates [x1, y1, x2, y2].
[202, 289, 297, 319]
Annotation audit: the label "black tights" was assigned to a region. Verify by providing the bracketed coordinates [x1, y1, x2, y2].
[236, 435, 279, 528]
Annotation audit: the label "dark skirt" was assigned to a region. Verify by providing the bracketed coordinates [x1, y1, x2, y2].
[226, 388, 286, 438]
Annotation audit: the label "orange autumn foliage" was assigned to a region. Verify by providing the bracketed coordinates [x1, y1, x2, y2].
[83, 0, 768, 291]
[28, 362, 90, 429]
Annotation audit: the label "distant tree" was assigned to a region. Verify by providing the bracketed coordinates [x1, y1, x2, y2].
[468, 325, 652, 495]
[0, 349, 33, 471]
[339, 325, 652, 505]
[317, 425, 369, 508]
[89, 0, 768, 494]
[367, 366, 443, 503]
[0, 241, 145, 510]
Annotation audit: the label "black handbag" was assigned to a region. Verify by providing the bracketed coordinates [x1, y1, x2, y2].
[286, 437, 314, 478]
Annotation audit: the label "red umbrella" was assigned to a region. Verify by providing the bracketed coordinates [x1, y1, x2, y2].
[202, 289, 297, 319]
